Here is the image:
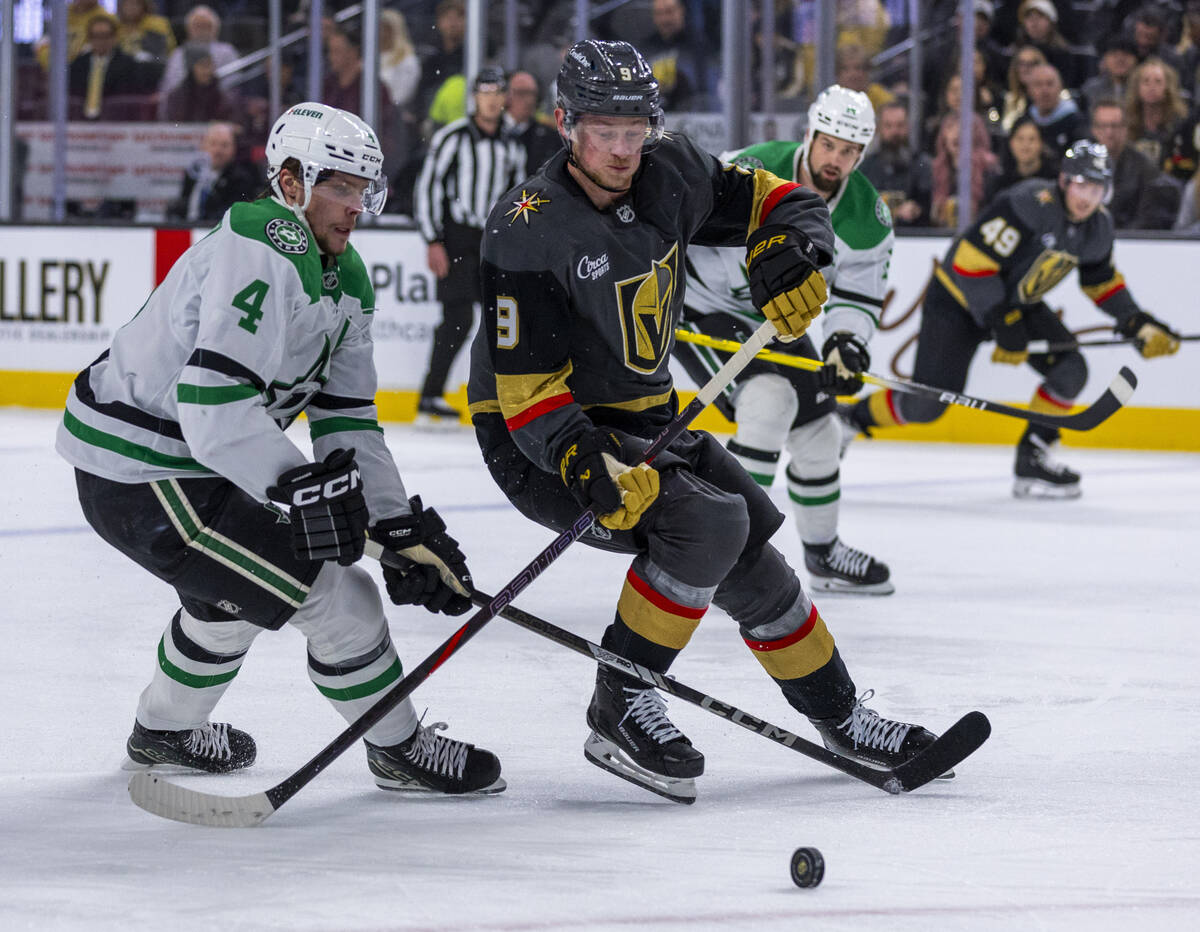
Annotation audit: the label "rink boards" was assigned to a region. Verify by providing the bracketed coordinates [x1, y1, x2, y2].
[0, 224, 1196, 450]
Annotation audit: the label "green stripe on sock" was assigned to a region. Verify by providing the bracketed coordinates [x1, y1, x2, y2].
[158, 638, 240, 689]
[313, 658, 403, 701]
[789, 489, 840, 506]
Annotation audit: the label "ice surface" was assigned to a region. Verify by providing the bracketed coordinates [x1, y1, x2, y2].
[1, 408, 1197, 930]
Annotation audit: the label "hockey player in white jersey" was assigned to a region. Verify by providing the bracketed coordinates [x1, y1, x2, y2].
[56, 103, 504, 795]
[676, 85, 895, 595]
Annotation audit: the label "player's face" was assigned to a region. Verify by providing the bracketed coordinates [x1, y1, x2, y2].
[566, 114, 647, 193]
[1061, 177, 1106, 221]
[474, 87, 506, 124]
[306, 172, 371, 255]
[808, 133, 863, 194]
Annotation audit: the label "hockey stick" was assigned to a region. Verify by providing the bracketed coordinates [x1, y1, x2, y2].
[450, 588, 990, 795]
[1026, 334, 1200, 353]
[128, 320, 782, 827]
[674, 328, 1138, 431]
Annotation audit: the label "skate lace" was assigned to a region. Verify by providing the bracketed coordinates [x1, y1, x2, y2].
[184, 722, 232, 761]
[836, 690, 912, 753]
[620, 687, 684, 744]
[1030, 436, 1073, 477]
[827, 540, 872, 578]
[404, 721, 469, 780]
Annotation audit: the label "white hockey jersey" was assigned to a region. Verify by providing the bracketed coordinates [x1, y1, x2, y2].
[57, 197, 410, 520]
[684, 140, 894, 348]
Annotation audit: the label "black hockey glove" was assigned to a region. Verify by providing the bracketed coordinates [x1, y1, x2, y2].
[1116, 310, 1181, 358]
[745, 224, 829, 341]
[990, 308, 1030, 365]
[268, 448, 368, 566]
[370, 496, 472, 616]
[819, 332, 871, 394]
[559, 431, 659, 531]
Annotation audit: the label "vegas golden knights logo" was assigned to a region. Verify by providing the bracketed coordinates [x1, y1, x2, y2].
[1017, 249, 1078, 303]
[614, 242, 679, 373]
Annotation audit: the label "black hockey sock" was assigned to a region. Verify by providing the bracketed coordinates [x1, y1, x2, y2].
[774, 650, 857, 721]
[600, 613, 680, 676]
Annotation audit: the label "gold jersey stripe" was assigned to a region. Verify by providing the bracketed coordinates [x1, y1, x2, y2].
[496, 364, 574, 419]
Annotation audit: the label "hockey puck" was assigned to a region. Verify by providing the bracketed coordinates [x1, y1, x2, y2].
[790, 847, 825, 888]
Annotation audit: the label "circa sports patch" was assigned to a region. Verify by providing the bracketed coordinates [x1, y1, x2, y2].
[265, 218, 309, 254]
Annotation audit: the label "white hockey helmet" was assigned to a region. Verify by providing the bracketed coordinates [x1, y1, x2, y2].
[804, 85, 876, 169]
[265, 102, 388, 217]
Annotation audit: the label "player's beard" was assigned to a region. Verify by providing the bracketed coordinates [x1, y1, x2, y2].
[808, 154, 841, 195]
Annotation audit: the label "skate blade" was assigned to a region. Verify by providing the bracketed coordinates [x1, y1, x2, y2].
[373, 774, 508, 795]
[808, 575, 896, 596]
[583, 732, 697, 804]
[1013, 478, 1082, 500]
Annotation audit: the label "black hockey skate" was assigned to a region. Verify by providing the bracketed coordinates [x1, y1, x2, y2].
[811, 690, 952, 778]
[1013, 433, 1081, 499]
[366, 720, 505, 795]
[804, 537, 894, 595]
[835, 402, 871, 459]
[416, 396, 462, 425]
[124, 720, 256, 773]
[584, 666, 704, 804]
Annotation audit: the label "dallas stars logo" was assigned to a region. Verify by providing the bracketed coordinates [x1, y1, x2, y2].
[505, 189, 550, 225]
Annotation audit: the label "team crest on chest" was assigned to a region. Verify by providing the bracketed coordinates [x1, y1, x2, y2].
[265, 218, 309, 254]
[506, 189, 550, 225]
[614, 242, 679, 373]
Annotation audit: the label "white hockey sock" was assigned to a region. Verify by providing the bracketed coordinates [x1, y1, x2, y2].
[785, 414, 843, 547]
[135, 608, 261, 731]
[728, 373, 798, 486]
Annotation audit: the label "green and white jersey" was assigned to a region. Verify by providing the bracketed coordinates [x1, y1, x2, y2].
[57, 197, 410, 520]
[684, 139, 893, 346]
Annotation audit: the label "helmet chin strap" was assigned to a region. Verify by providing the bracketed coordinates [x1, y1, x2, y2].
[269, 170, 320, 246]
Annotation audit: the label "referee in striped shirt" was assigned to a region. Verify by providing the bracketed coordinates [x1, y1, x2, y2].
[414, 68, 527, 420]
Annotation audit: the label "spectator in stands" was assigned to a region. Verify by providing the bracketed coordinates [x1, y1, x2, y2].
[37, 0, 118, 68]
[160, 5, 239, 97]
[1130, 5, 1182, 75]
[322, 26, 392, 116]
[1175, 0, 1200, 98]
[1090, 97, 1180, 228]
[984, 115, 1059, 203]
[930, 111, 999, 228]
[165, 121, 262, 223]
[1125, 56, 1188, 167]
[1024, 63, 1085, 156]
[1081, 35, 1139, 114]
[1015, 0, 1085, 89]
[1171, 162, 1200, 233]
[922, 1, 1011, 106]
[415, 0, 466, 133]
[835, 44, 894, 114]
[924, 70, 1001, 153]
[379, 9, 421, 113]
[641, 0, 711, 111]
[505, 70, 559, 173]
[1001, 44, 1049, 132]
[860, 99, 934, 226]
[116, 0, 175, 66]
[68, 15, 145, 120]
[749, 1, 807, 112]
[165, 42, 235, 123]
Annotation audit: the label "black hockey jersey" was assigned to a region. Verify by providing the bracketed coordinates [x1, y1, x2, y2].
[466, 134, 835, 474]
[934, 178, 1141, 330]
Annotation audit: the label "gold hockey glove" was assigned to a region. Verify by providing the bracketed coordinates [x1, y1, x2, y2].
[991, 308, 1030, 365]
[1118, 310, 1181, 358]
[746, 224, 828, 341]
[560, 432, 660, 531]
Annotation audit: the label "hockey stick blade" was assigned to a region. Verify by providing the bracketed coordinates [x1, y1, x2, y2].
[468, 591, 992, 796]
[127, 321, 781, 827]
[128, 773, 275, 827]
[674, 328, 1138, 431]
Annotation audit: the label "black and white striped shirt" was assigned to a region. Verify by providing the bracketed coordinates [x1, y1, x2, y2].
[415, 117, 527, 242]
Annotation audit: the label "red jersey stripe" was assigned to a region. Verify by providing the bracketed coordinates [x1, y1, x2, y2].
[504, 392, 574, 431]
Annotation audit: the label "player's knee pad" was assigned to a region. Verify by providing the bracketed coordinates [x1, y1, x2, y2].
[784, 413, 841, 480]
[714, 542, 803, 632]
[287, 563, 388, 664]
[731, 373, 799, 451]
[178, 607, 261, 655]
[654, 477, 751, 587]
[897, 392, 946, 424]
[1044, 351, 1087, 400]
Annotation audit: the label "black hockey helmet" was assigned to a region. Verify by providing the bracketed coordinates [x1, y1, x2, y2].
[556, 39, 665, 150]
[1060, 139, 1113, 187]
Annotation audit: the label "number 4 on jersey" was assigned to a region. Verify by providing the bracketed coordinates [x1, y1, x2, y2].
[233, 280, 270, 333]
[979, 217, 1020, 257]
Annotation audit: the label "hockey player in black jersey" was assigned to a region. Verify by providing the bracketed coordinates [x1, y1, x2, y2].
[467, 39, 946, 803]
[843, 140, 1182, 498]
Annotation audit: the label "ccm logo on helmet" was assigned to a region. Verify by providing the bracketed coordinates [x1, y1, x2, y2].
[290, 468, 361, 506]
